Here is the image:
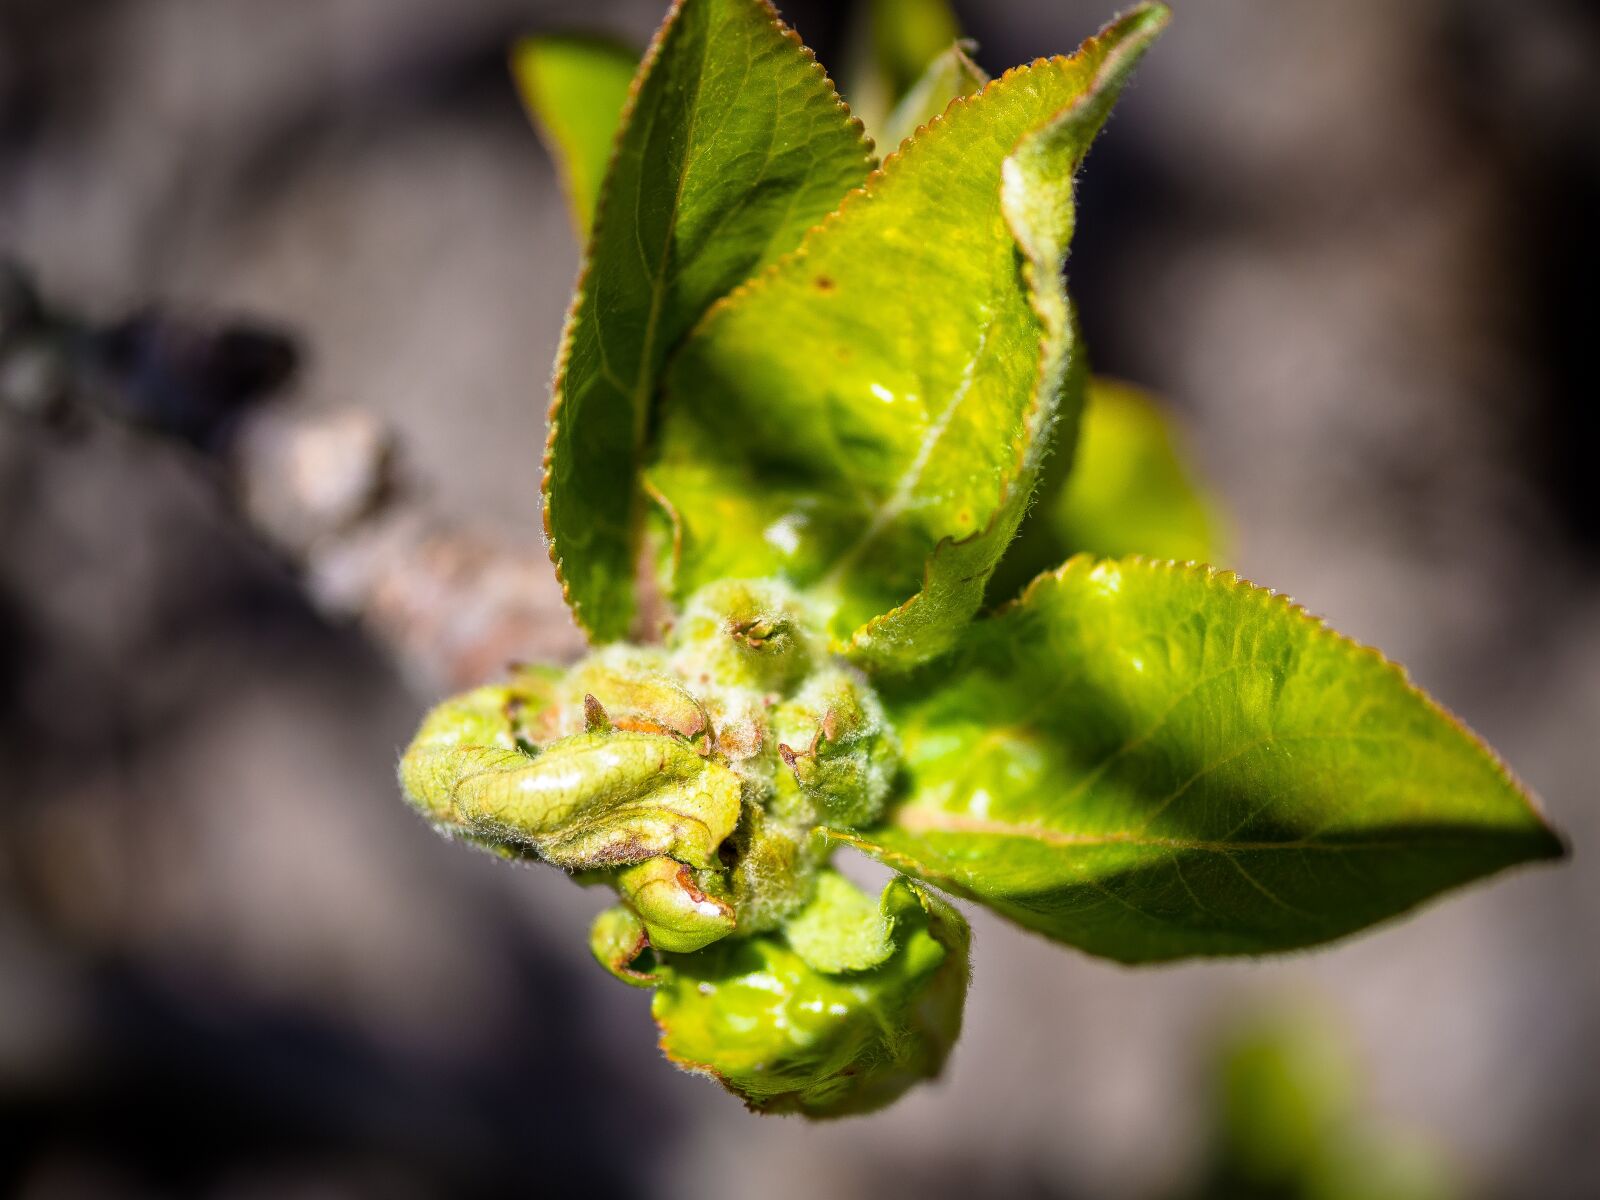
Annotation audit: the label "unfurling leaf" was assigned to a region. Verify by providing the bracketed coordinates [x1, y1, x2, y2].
[543, 0, 872, 642]
[843, 0, 963, 143]
[650, 5, 1171, 670]
[879, 40, 989, 152]
[653, 874, 969, 1116]
[511, 36, 638, 238]
[831, 557, 1562, 963]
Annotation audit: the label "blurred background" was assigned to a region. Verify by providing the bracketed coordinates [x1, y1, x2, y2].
[1, 0, 1597, 1196]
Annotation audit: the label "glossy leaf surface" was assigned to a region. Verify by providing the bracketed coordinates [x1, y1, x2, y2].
[512, 36, 639, 238]
[831, 557, 1563, 962]
[543, 0, 872, 641]
[652, 875, 968, 1116]
[650, 5, 1170, 670]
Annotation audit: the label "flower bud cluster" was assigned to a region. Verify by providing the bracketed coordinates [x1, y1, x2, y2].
[400, 579, 899, 956]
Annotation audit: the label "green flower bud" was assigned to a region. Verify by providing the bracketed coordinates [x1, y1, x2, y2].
[588, 905, 660, 988]
[772, 668, 899, 830]
[651, 874, 969, 1117]
[668, 579, 820, 694]
[720, 802, 820, 934]
[397, 580, 911, 1027]
[613, 856, 736, 952]
[401, 724, 741, 869]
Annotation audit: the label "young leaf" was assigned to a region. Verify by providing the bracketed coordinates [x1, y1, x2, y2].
[829, 557, 1563, 963]
[652, 875, 969, 1116]
[989, 375, 1225, 600]
[843, 0, 964, 142]
[511, 36, 639, 238]
[649, 4, 1171, 670]
[879, 40, 989, 153]
[543, 0, 873, 643]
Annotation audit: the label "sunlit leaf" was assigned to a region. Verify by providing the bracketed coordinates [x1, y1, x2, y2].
[650, 5, 1171, 670]
[831, 557, 1563, 962]
[543, 0, 873, 642]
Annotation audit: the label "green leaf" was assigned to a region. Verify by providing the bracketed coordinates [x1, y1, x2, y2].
[829, 557, 1563, 963]
[652, 875, 969, 1116]
[650, 5, 1171, 671]
[1058, 378, 1224, 562]
[511, 36, 639, 239]
[879, 40, 988, 153]
[543, 0, 873, 642]
[1188, 1012, 1457, 1200]
[843, 0, 964, 142]
[989, 375, 1225, 601]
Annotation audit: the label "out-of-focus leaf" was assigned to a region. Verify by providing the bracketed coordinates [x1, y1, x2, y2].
[1059, 378, 1222, 562]
[991, 376, 1224, 600]
[844, 0, 964, 142]
[1183, 1012, 1457, 1200]
[1212, 1014, 1359, 1187]
[879, 40, 988, 152]
[652, 875, 968, 1116]
[543, 0, 873, 642]
[511, 36, 639, 238]
[649, 5, 1171, 671]
[830, 557, 1564, 962]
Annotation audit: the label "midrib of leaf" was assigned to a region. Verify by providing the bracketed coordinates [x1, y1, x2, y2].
[624, 30, 711, 461]
[628, 36, 824, 448]
[820, 310, 994, 589]
[545, 0, 873, 641]
[835, 813, 1529, 857]
[830, 557, 1562, 960]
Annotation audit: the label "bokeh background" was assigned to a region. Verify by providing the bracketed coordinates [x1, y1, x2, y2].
[2, 0, 1597, 1196]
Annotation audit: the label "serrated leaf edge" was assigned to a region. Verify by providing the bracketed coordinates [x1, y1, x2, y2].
[542, 0, 874, 641]
[889, 553, 1567, 855]
[840, 6, 1170, 667]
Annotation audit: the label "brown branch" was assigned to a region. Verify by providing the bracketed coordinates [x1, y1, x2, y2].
[0, 259, 585, 695]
